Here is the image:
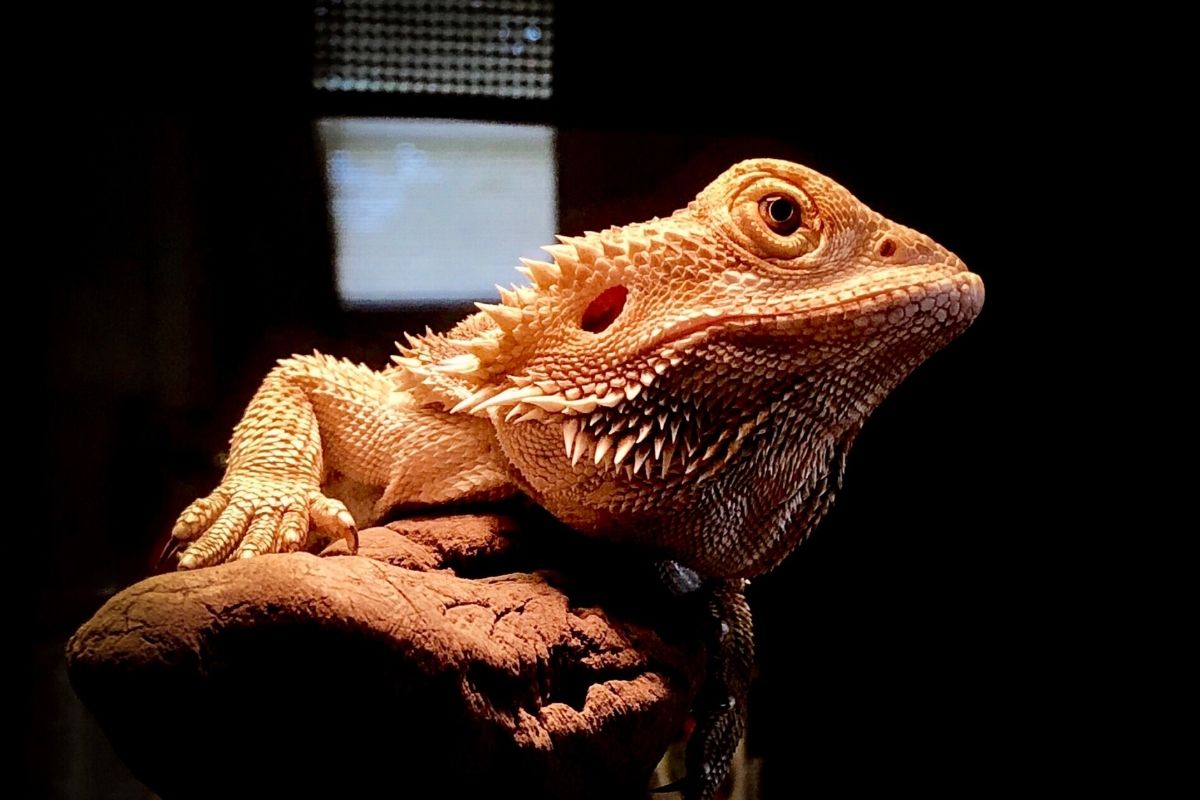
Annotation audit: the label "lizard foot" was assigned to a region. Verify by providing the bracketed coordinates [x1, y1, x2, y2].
[170, 485, 358, 570]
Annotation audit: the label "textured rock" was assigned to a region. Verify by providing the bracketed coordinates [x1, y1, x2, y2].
[68, 515, 703, 798]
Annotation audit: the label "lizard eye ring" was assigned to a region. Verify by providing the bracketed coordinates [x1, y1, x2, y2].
[728, 178, 820, 261]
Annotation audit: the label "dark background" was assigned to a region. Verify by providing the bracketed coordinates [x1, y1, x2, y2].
[28, 4, 1076, 797]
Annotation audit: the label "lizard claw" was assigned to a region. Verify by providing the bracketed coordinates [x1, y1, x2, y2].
[171, 484, 358, 569]
[156, 534, 185, 571]
[650, 776, 691, 794]
[652, 762, 719, 800]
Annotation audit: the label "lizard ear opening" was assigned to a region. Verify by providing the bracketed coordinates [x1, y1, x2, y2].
[581, 285, 628, 333]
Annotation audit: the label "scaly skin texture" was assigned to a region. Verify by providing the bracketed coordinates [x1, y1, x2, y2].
[170, 159, 984, 798]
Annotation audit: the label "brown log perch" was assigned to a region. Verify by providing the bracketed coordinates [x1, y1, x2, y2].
[66, 514, 705, 799]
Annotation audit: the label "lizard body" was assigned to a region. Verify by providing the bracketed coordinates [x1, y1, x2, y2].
[170, 158, 983, 797]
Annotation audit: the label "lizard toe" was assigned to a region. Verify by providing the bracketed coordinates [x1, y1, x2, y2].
[234, 509, 284, 560]
[170, 491, 230, 542]
[178, 498, 254, 569]
[307, 491, 359, 553]
[277, 505, 310, 552]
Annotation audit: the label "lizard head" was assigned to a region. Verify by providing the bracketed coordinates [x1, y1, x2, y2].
[404, 158, 984, 578]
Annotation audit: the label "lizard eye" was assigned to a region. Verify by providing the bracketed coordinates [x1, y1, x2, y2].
[758, 195, 802, 235]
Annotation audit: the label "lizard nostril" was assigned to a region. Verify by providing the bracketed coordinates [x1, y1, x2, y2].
[581, 285, 628, 333]
[878, 239, 896, 258]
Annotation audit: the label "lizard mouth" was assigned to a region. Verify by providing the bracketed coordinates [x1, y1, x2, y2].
[650, 269, 985, 356]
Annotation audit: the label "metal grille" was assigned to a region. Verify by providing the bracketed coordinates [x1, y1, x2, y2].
[314, 0, 553, 99]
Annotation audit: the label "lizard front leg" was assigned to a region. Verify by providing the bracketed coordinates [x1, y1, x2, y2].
[170, 353, 513, 569]
[687, 580, 754, 800]
[655, 573, 754, 800]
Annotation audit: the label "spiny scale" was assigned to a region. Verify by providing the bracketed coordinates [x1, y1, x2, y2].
[519, 257, 561, 288]
[518, 377, 758, 479]
[393, 223, 717, 419]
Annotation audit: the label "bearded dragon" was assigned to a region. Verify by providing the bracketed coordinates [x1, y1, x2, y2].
[168, 158, 983, 798]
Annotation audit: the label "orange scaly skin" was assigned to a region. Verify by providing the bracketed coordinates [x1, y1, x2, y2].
[170, 159, 983, 798]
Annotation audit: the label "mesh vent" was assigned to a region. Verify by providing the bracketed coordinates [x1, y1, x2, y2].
[314, 0, 553, 99]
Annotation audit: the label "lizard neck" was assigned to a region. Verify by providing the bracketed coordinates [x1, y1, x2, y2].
[495, 326, 902, 578]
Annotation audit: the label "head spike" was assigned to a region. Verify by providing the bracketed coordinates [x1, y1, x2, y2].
[520, 257, 561, 288]
[593, 435, 613, 465]
[600, 238, 625, 258]
[525, 394, 568, 413]
[613, 435, 636, 466]
[475, 302, 525, 331]
[430, 353, 481, 374]
[566, 396, 604, 413]
[660, 441, 676, 477]
[632, 447, 650, 474]
[571, 237, 604, 263]
[391, 355, 423, 369]
[471, 384, 544, 413]
[637, 422, 653, 444]
[451, 385, 500, 415]
[571, 428, 589, 466]
[542, 243, 580, 282]
[597, 391, 625, 408]
[625, 235, 650, 255]
[563, 418, 579, 459]
[543, 242, 575, 260]
[511, 405, 548, 424]
[460, 337, 501, 361]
